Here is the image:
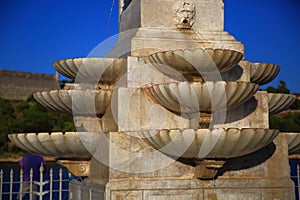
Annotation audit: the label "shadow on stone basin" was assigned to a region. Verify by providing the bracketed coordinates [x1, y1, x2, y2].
[216, 142, 276, 176]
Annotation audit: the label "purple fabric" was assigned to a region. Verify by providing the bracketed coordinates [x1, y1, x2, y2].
[20, 154, 45, 182]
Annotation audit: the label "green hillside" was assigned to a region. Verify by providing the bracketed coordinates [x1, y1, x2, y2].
[0, 96, 76, 157]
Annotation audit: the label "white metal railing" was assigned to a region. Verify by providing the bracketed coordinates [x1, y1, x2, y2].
[296, 165, 300, 198]
[291, 163, 300, 200]
[0, 164, 70, 200]
[1, 163, 300, 199]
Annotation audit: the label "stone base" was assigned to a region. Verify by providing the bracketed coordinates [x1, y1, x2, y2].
[70, 177, 295, 200]
[106, 178, 295, 200]
[69, 179, 105, 200]
[68, 134, 296, 200]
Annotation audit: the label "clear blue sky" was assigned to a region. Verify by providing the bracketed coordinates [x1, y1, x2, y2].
[0, 0, 299, 93]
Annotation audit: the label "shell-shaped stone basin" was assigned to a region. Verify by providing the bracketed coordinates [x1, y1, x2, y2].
[284, 132, 300, 155]
[52, 58, 126, 85]
[144, 81, 259, 114]
[268, 93, 296, 115]
[139, 128, 279, 159]
[8, 132, 100, 160]
[34, 89, 112, 116]
[143, 48, 243, 79]
[240, 61, 280, 85]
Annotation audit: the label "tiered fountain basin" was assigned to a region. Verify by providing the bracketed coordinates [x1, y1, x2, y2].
[144, 81, 259, 114]
[52, 58, 126, 85]
[284, 132, 300, 155]
[143, 48, 243, 79]
[8, 132, 99, 160]
[139, 128, 279, 159]
[241, 60, 280, 85]
[268, 93, 296, 115]
[33, 89, 112, 116]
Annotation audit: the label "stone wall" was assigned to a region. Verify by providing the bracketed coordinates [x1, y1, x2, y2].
[0, 70, 60, 100]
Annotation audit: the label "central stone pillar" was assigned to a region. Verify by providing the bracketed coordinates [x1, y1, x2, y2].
[69, 1, 295, 199]
[117, 0, 244, 57]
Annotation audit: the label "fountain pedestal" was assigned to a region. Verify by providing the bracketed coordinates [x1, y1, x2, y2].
[9, 0, 298, 199]
[79, 133, 293, 200]
[67, 1, 296, 199]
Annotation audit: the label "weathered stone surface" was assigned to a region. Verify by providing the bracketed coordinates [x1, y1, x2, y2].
[120, 0, 224, 31]
[105, 178, 294, 200]
[108, 131, 194, 180]
[268, 93, 296, 115]
[126, 56, 177, 87]
[9, 0, 296, 199]
[140, 129, 279, 159]
[8, 132, 98, 160]
[241, 60, 280, 86]
[57, 160, 90, 177]
[220, 134, 290, 178]
[0, 70, 59, 100]
[52, 58, 126, 86]
[142, 48, 243, 81]
[214, 91, 269, 129]
[116, 87, 198, 131]
[130, 29, 244, 57]
[118, 0, 244, 56]
[69, 179, 105, 200]
[284, 132, 300, 155]
[33, 89, 112, 116]
[144, 81, 258, 113]
[102, 131, 295, 199]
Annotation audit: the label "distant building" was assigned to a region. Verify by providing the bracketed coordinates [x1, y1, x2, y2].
[0, 70, 60, 100]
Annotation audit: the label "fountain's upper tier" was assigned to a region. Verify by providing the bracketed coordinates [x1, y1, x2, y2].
[53, 48, 281, 88]
[53, 48, 244, 84]
[53, 58, 126, 85]
[142, 48, 243, 81]
[284, 132, 300, 155]
[240, 61, 280, 86]
[268, 93, 296, 115]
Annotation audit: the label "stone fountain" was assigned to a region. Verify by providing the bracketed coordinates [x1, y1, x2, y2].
[9, 0, 300, 199]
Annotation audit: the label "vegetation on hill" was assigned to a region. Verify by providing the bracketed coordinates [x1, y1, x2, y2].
[0, 96, 76, 157]
[265, 80, 300, 132]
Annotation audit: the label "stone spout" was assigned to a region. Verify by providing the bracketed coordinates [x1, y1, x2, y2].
[194, 159, 225, 180]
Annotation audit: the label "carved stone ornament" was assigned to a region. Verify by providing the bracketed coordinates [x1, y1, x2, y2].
[57, 160, 90, 177]
[173, 0, 196, 29]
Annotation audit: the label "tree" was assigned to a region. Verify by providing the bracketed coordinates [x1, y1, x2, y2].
[265, 80, 290, 94]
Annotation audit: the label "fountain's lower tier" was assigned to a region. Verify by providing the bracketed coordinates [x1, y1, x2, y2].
[9, 128, 279, 161]
[8, 132, 100, 160]
[139, 128, 279, 159]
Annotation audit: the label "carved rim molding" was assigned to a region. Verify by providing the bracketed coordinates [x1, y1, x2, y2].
[34, 89, 112, 117]
[139, 128, 279, 159]
[283, 132, 300, 155]
[143, 81, 259, 114]
[240, 60, 280, 86]
[52, 58, 126, 85]
[8, 132, 100, 160]
[268, 93, 296, 115]
[143, 48, 243, 80]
